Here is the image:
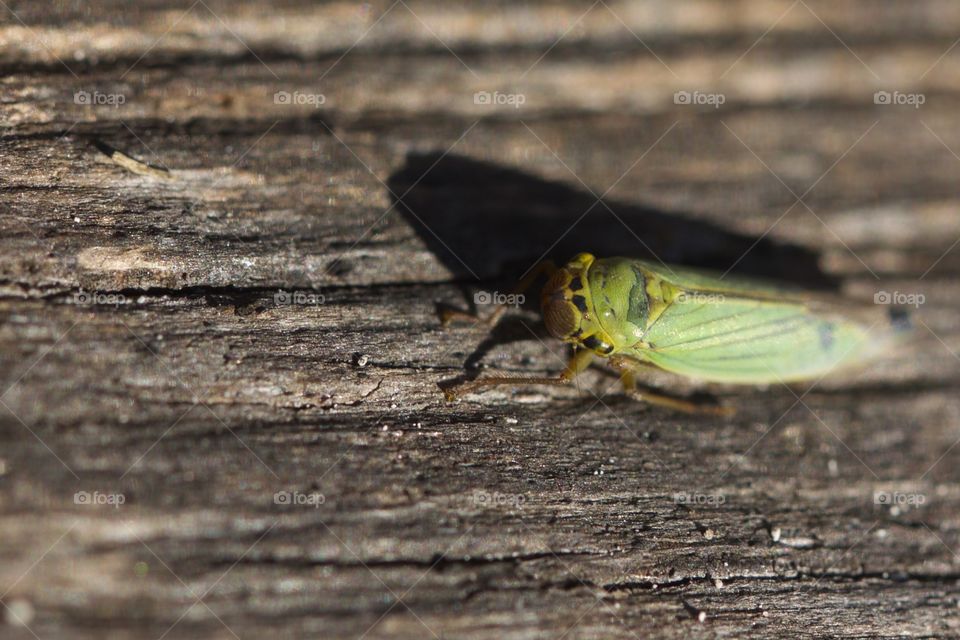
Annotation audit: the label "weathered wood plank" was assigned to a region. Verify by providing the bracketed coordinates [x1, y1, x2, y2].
[2, 1, 960, 638]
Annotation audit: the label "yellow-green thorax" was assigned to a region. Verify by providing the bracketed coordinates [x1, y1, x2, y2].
[540, 253, 668, 356]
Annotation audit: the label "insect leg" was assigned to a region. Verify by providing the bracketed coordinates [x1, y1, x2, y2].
[440, 260, 558, 328]
[607, 355, 734, 417]
[443, 346, 593, 400]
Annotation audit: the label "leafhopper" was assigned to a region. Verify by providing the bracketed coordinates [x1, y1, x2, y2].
[442, 253, 911, 414]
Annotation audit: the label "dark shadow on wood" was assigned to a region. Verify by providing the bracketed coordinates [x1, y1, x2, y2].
[389, 151, 837, 290]
[437, 313, 556, 374]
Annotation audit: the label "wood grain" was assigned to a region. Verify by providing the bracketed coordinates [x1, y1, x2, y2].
[2, 1, 960, 638]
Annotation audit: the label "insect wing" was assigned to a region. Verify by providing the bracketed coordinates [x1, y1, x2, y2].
[629, 261, 886, 384]
[641, 297, 877, 383]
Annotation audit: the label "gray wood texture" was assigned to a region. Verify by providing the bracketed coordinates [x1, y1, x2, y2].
[2, 1, 960, 637]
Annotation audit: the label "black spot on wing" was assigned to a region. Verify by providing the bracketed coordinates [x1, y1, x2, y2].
[817, 322, 836, 351]
[818, 322, 835, 351]
[889, 307, 913, 333]
[572, 295, 589, 313]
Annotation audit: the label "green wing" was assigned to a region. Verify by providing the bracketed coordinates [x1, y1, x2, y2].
[628, 260, 892, 384]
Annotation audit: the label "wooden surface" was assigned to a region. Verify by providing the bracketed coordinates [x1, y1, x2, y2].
[3, 1, 960, 638]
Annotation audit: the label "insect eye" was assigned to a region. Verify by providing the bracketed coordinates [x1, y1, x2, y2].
[541, 271, 577, 339]
[543, 298, 578, 340]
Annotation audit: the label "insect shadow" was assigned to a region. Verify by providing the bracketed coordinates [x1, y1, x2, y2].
[387, 151, 837, 395]
[389, 151, 835, 289]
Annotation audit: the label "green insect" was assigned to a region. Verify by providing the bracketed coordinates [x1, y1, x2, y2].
[442, 253, 910, 414]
